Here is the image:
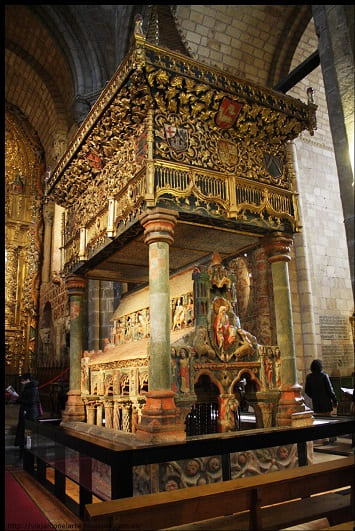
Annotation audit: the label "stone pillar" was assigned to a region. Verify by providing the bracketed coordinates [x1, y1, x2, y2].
[61, 275, 86, 422]
[263, 232, 313, 427]
[287, 141, 318, 368]
[113, 402, 120, 430]
[88, 280, 100, 351]
[313, 5, 354, 297]
[251, 395, 279, 428]
[136, 208, 186, 442]
[96, 403, 103, 426]
[122, 404, 131, 432]
[254, 247, 274, 345]
[86, 404, 96, 425]
[104, 401, 114, 429]
[41, 200, 55, 284]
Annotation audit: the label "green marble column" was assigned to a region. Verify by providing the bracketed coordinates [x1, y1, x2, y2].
[271, 260, 298, 386]
[62, 275, 86, 422]
[137, 208, 186, 442]
[149, 240, 171, 390]
[264, 232, 313, 426]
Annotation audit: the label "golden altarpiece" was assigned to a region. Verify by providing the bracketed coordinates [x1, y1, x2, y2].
[45, 18, 317, 486]
[5, 104, 44, 375]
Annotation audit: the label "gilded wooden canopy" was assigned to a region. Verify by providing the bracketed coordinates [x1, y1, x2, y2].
[46, 22, 317, 280]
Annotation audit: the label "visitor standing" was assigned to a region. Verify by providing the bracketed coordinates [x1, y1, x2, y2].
[305, 359, 338, 444]
[305, 360, 338, 415]
[305, 359, 338, 415]
[14, 373, 40, 458]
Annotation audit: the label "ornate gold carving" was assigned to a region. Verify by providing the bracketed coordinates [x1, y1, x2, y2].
[48, 38, 315, 204]
[49, 79, 151, 208]
[50, 38, 312, 272]
[154, 111, 290, 188]
[148, 65, 313, 144]
[5, 104, 44, 371]
[154, 160, 297, 229]
[113, 170, 146, 229]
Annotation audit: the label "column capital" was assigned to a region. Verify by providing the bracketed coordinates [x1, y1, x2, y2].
[140, 207, 178, 246]
[262, 232, 293, 263]
[65, 274, 86, 296]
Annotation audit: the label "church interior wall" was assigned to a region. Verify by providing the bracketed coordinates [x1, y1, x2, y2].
[295, 137, 353, 380]
[286, 18, 353, 385]
[173, 5, 311, 88]
[288, 22, 353, 380]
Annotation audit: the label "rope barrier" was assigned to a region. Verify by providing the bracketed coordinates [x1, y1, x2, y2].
[38, 367, 69, 389]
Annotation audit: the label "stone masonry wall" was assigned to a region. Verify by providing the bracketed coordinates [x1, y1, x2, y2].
[289, 21, 353, 379]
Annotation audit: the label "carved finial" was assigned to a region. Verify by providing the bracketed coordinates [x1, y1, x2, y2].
[210, 252, 222, 267]
[134, 14, 144, 36]
[307, 87, 315, 104]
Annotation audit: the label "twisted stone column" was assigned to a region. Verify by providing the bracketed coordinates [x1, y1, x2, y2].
[263, 232, 313, 426]
[61, 275, 86, 422]
[136, 208, 186, 442]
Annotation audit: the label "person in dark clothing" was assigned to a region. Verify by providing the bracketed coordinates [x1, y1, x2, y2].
[305, 359, 338, 415]
[14, 373, 40, 457]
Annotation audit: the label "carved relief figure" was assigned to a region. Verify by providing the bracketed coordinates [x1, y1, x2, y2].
[115, 319, 124, 344]
[264, 348, 274, 389]
[193, 326, 215, 361]
[274, 347, 281, 388]
[173, 299, 185, 331]
[213, 304, 237, 351]
[234, 329, 257, 360]
[218, 395, 239, 432]
[178, 348, 192, 393]
[185, 295, 194, 326]
[171, 347, 178, 392]
[136, 311, 146, 339]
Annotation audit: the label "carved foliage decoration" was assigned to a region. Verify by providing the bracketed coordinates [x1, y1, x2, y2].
[61, 117, 149, 269]
[155, 112, 290, 189]
[144, 44, 316, 133]
[51, 76, 151, 209]
[154, 108, 289, 189]
[51, 40, 314, 272]
[5, 104, 44, 370]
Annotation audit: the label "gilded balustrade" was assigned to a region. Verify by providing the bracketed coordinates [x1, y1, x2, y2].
[60, 158, 299, 274]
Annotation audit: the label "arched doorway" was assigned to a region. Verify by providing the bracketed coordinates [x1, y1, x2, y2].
[186, 374, 220, 436]
[232, 371, 259, 430]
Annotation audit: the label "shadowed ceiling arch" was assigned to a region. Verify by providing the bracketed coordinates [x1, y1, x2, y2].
[267, 4, 313, 88]
[30, 5, 147, 113]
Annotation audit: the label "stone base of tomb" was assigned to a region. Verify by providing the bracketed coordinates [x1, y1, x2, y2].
[276, 384, 314, 427]
[251, 390, 281, 428]
[135, 390, 187, 443]
[61, 390, 86, 422]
